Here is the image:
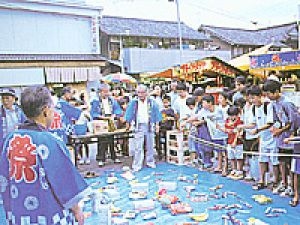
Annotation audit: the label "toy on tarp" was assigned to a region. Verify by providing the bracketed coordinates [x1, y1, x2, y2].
[170, 202, 193, 215]
[252, 195, 272, 205]
[156, 189, 179, 208]
[121, 171, 136, 181]
[107, 176, 118, 184]
[209, 184, 224, 193]
[110, 204, 121, 214]
[247, 217, 269, 225]
[175, 223, 199, 225]
[129, 191, 148, 200]
[177, 174, 198, 184]
[208, 204, 227, 210]
[188, 212, 209, 222]
[190, 195, 208, 202]
[111, 217, 129, 225]
[133, 199, 155, 211]
[264, 207, 286, 218]
[136, 222, 155, 225]
[142, 211, 157, 220]
[222, 213, 244, 225]
[123, 210, 138, 219]
[158, 181, 177, 191]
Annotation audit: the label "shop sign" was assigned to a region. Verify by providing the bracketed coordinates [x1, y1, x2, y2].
[250, 50, 300, 69]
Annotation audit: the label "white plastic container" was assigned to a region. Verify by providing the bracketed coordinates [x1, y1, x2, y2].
[131, 182, 149, 193]
[103, 189, 120, 201]
[133, 199, 155, 211]
[158, 181, 177, 191]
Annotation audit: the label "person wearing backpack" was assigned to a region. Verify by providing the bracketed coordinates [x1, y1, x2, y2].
[238, 86, 279, 190]
[263, 80, 295, 197]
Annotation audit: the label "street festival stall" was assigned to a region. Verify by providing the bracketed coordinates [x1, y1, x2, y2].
[249, 50, 300, 107]
[150, 56, 245, 101]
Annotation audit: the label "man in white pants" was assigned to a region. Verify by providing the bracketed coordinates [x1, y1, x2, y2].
[125, 84, 162, 172]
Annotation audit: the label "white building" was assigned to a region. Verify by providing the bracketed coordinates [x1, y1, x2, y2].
[0, 0, 105, 91]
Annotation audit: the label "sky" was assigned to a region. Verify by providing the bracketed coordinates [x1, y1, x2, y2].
[86, 0, 299, 30]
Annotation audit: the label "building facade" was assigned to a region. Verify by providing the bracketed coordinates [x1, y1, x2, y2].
[99, 16, 232, 74]
[199, 22, 298, 59]
[0, 0, 105, 93]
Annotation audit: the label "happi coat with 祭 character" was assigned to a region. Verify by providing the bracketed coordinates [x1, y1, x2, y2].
[0, 120, 89, 225]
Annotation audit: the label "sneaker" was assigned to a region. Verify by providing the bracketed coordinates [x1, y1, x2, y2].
[252, 182, 265, 190]
[85, 158, 91, 165]
[244, 175, 253, 181]
[98, 161, 104, 167]
[227, 170, 236, 179]
[114, 159, 122, 164]
[78, 158, 85, 165]
[232, 171, 244, 180]
[147, 163, 156, 168]
[280, 186, 294, 197]
[272, 182, 286, 194]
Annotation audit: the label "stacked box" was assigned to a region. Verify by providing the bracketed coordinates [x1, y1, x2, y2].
[166, 130, 190, 165]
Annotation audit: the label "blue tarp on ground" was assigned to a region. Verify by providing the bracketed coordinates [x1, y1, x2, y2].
[1, 163, 300, 224]
[84, 163, 300, 225]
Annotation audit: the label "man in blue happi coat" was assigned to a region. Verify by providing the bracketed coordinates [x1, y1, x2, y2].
[125, 84, 162, 172]
[90, 83, 122, 166]
[0, 86, 88, 225]
[0, 88, 27, 151]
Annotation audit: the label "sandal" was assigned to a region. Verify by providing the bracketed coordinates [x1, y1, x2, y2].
[84, 171, 98, 178]
[252, 183, 265, 190]
[289, 199, 299, 207]
[213, 169, 222, 173]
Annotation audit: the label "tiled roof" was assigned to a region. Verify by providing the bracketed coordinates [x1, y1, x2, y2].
[199, 22, 297, 46]
[101, 16, 208, 41]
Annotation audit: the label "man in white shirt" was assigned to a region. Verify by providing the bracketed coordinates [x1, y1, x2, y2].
[125, 84, 162, 172]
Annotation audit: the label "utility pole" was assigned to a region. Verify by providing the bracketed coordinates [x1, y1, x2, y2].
[169, 0, 183, 65]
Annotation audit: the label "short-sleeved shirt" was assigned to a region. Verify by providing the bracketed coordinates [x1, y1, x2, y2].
[250, 104, 276, 149]
[243, 104, 258, 140]
[225, 117, 243, 145]
[198, 106, 228, 140]
[160, 107, 175, 130]
[172, 96, 191, 121]
[272, 96, 294, 149]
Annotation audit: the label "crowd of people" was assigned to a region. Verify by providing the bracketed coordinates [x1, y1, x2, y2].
[0, 72, 300, 224]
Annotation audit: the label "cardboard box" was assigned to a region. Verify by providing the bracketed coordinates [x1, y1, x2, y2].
[92, 120, 109, 133]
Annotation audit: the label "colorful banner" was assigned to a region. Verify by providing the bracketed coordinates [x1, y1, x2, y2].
[250, 50, 300, 69]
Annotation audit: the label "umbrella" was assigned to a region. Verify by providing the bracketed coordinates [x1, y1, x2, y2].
[102, 73, 137, 84]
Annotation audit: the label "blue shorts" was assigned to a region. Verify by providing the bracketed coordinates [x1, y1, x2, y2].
[258, 146, 279, 166]
[227, 145, 243, 160]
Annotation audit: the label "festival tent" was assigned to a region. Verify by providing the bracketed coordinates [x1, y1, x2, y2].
[149, 57, 244, 82]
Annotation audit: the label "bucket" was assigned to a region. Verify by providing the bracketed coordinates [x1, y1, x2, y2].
[74, 124, 87, 135]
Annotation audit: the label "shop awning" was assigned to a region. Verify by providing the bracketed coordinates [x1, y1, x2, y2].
[45, 67, 102, 83]
[249, 49, 300, 78]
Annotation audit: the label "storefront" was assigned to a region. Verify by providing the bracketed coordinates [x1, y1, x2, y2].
[0, 54, 107, 100]
[250, 50, 300, 106]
